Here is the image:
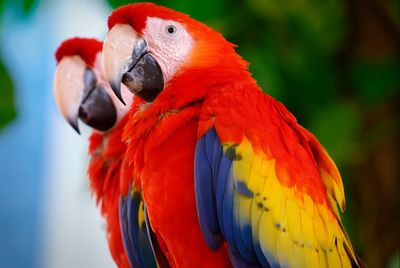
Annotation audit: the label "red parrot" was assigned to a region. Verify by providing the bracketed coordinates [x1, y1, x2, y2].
[101, 3, 365, 268]
[53, 38, 158, 268]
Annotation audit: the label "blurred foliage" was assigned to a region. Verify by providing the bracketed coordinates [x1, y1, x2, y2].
[0, 0, 37, 16]
[0, 58, 16, 129]
[352, 58, 399, 103]
[21, 0, 36, 14]
[106, 0, 399, 267]
[389, 252, 400, 268]
[0, 0, 37, 131]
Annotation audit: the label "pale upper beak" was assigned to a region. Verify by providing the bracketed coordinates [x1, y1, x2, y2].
[54, 56, 117, 133]
[102, 24, 164, 103]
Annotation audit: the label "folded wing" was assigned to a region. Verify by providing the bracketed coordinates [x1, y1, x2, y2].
[195, 90, 360, 268]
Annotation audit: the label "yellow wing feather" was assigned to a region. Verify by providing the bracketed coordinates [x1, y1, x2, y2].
[224, 137, 358, 268]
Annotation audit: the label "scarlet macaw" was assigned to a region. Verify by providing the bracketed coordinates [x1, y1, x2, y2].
[53, 38, 158, 268]
[101, 3, 365, 268]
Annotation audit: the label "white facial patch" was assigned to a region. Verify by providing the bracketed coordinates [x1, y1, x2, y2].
[54, 56, 86, 125]
[93, 53, 133, 121]
[143, 17, 194, 84]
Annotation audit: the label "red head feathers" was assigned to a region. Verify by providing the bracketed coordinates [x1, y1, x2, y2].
[107, 2, 191, 34]
[55, 37, 102, 67]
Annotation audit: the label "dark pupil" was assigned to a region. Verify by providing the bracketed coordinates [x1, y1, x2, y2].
[167, 26, 175, 34]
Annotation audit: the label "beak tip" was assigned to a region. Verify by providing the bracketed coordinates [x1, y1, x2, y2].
[109, 80, 126, 105]
[67, 118, 80, 135]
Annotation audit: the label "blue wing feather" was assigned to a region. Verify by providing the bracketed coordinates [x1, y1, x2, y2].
[194, 136, 224, 250]
[119, 189, 158, 268]
[215, 151, 232, 237]
[229, 250, 266, 268]
[221, 160, 238, 253]
[144, 206, 171, 268]
[212, 133, 223, 190]
[119, 196, 140, 267]
[194, 136, 221, 235]
[195, 128, 267, 267]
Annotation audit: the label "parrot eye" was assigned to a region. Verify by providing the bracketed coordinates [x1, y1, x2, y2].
[166, 25, 177, 35]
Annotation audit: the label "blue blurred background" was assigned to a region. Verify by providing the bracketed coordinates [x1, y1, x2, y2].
[0, 0, 398, 267]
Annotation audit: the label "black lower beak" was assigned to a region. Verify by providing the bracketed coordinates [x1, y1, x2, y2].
[78, 86, 117, 132]
[71, 68, 117, 133]
[122, 53, 164, 102]
[111, 39, 164, 103]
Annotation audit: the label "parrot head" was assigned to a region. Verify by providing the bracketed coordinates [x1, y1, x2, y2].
[102, 2, 252, 105]
[54, 37, 132, 133]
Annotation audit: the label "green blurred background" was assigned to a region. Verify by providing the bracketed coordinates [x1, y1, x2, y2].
[0, 0, 398, 267]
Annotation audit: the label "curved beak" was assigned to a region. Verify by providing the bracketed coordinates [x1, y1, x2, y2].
[102, 24, 164, 103]
[54, 56, 117, 133]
